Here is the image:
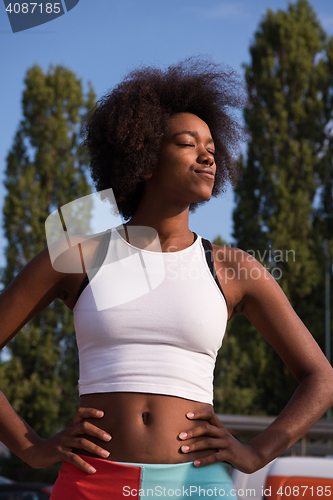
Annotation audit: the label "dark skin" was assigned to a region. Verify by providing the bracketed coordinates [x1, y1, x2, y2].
[0, 113, 332, 476]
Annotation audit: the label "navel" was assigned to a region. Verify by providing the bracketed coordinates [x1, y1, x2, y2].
[142, 411, 150, 425]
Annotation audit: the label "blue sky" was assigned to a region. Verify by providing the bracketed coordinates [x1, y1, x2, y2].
[1, 0, 333, 269]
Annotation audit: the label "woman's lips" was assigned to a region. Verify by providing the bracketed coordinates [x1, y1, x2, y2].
[194, 168, 215, 180]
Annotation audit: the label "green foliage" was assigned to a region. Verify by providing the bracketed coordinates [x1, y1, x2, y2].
[235, 0, 327, 304]
[214, 314, 298, 415]
[0, 65, 95, 448]
[215, 0, 333, 416]
[212, 235, 229, 247]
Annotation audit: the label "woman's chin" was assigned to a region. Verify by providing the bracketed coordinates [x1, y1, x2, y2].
[192, 191, 213, 204]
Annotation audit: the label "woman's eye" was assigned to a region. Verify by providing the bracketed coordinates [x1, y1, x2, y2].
[208, 150, 215, 157]
[180, 143, 194, 147]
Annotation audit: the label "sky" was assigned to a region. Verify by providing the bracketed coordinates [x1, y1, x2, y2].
[1, 0, 333, 269]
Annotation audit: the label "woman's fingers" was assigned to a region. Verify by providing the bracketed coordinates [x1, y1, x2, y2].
[193, 451, 228, 468]
[46, 406, 113, 473]
[69, 407, 105, 426]
[67, 407, 112, 443]
[179, 409, 261, 471]
[28, 407, 112, 472]
[179, 424, 229, 455]
[180, 435, 227, 454]
[61, 452, 99, 475]
[69, 420, 112, 442]
[179, 419, 226, 441]
[178, 409, 235, 467]
[186, 410, 223, 427]
[60, 435, 110, 459]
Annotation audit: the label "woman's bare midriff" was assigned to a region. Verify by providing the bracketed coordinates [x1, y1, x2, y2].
[75, 392, 217, 464]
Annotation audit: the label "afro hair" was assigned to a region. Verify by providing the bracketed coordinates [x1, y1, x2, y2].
[83, 57, 249, 220]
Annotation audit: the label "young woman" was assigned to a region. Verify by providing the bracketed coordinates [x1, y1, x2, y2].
[1, 59, 332, 499]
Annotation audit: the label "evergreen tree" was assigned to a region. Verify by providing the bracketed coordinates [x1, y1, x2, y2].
[314, 34, 333, 283]
[223, 0, 332, 415]
[0, 65, 95, 454]
[212, 237, 275, 415]
[314, 33, 333, 371]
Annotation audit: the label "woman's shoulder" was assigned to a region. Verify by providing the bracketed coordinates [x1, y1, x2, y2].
[211, 243, 267, 273]
[210, 243, 279, 317]
[48, 231, 109, 275]
[0, 230, 110, 318]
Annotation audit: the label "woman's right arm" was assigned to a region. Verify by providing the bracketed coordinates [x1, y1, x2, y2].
[0, 246, 111, 474]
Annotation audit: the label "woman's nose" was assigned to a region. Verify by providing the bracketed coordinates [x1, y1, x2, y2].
[198, 152, 215, 166]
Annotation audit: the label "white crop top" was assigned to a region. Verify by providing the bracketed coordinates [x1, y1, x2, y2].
[73, 227, 228, 405]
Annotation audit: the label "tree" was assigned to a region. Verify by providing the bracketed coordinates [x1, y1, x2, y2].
[0, 65, 95, 478]
[222, 0, 332, 415]
[314, 34, 333, 288]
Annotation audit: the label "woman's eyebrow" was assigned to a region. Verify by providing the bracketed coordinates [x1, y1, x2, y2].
[173, 131, 214, 144]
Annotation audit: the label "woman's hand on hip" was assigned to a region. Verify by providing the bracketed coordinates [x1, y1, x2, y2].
[27, 407, 111, 474]
[178, 408, 263, 474]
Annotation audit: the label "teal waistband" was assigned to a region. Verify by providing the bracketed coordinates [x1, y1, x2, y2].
[111, 459, 230, 472]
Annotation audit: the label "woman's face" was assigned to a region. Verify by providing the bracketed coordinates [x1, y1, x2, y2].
[145, 112, 216, 208]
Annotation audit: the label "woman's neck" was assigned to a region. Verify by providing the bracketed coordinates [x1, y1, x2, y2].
[125, 202, 194, 251]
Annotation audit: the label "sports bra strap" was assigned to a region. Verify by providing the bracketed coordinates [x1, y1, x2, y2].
[200, 238, 226, 303]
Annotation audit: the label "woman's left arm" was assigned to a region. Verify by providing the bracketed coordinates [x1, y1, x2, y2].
[179, 252, 333, 473]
